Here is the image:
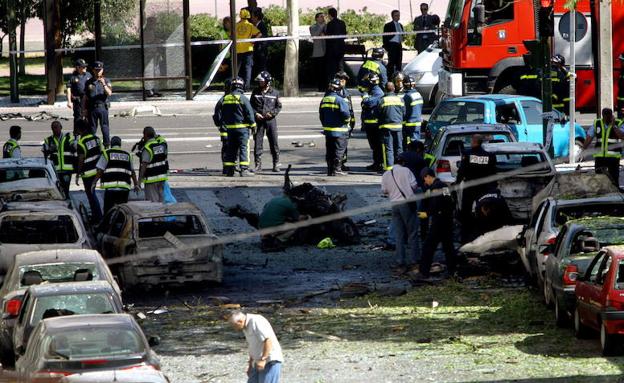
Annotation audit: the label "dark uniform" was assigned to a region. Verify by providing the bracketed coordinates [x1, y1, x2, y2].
[2, 139, 20, 159]
[337, 86, 356, 169]
[361, 84, 385, 170]
[378, 92, 405, 170]
[213, 86, 256, 176]
[251, 85, 282, 170]
[67, 69, 92, 129]
[356, 59, 388, 93]
[518, 70, 541, 99]
[551, 66, 571, 115]
[142, 135, 169, 202]
[403, 88, 424, 146]
[43, 133, 76, 198]
[84, 74, 112, 147]
[99, 146, 133, 215]
[77, 133, 103, 222]
[420, 177, 456, 277]
[319, 88, 351, 175]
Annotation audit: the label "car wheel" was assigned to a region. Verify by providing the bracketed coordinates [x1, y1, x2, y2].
[574, 306, 590, 339]
[600, 321, 619, 356]
[554, 297, 568, 327]
[543, 280, 553, 307]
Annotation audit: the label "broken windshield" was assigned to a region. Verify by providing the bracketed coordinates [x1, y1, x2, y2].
[0, 215, 79, 244]
[555, 206, 624, 227]
[0, 168, 49, 183]
[46, 327, 145, 360]
[18, 263, 99, 288]
[494, 152, 550, 173]
[138, 215, 206, 238]
[32, 293, 115, 327]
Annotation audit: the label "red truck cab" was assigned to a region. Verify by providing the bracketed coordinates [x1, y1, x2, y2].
[574, 246, 624, 355]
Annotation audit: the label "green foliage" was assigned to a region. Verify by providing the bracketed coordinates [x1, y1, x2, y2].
[262, 4, 288, 30]
[341, 8, 387, 43]
[149, 10, 182, 41]
[190, 13, 225, 40]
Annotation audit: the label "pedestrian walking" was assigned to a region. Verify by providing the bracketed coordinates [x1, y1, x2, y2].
[325, 7, 347, 81]
[361, 73, 385, 172]
[413, 3, 440, 53]
[309, 13, 327, 92]
[43, 121, 76, 198]
[334, 71, 355, 171]
[251, 71, 282, 172]
[236, 8, 262, 90]
[66, 58, 91, 130]
[320, 78, 351, 176]
[214, 77, 256, 177]
[383, 10, 404, 80]
[3, 125, 21, 159]
[402, 75, 424, 146]
[381, 154, 421, 273]
[551, 54, 572, 116]
[415, 167, 457, 280]
[229, 311, 284, 383]
[92, 136, 140, 216]
[139, 126, 169, 202]
[251, 8, 269, 76]
[356, 47, 388, 93]
[83, 61, 112, 148]
[585, 108, 624, 185]
[618, 53, 624, 119]
[379, 82, 405, 170]
[75, 119, 103, 222]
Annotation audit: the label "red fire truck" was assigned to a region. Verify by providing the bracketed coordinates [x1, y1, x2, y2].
[437, 0, 624, 110]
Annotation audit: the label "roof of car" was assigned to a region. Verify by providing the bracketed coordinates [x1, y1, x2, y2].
[42, 314, 136, 332]
[445, 95, 540, 103]
[14, 250, 101, 267]
[550, 194, 624, 206]
[0, 157, 51, 169]
[119, 201, 202, 217]
[439, 123, 514, 134]
[2, 200, 75, 212]
[26, 281, 114, 297]
[482, 142, 545, 153]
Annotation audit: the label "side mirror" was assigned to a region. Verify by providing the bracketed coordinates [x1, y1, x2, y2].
[148, 336, 161, 347]
[474, 4, 485, 25]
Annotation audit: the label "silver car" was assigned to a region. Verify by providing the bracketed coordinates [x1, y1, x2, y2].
[0, 157, 65, 201]
[403, 42, 442, 106]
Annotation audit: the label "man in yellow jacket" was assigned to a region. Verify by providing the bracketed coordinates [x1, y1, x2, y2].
[236, 8, 262, 90]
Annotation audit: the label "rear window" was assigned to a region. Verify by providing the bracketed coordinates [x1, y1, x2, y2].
[431, 101, 485, 124]
[0, 168, 49, 183]
[593, 226, 624, 246]
[47, 327, 145, 360]
[443, 133, 512, 156]
[554, 205, 624, 227]
[138, 215, 206, 238]
[0, 215, 79, 244]
[32, 293, 116, 327]
[494, 152, 550, 172]
[18, 263, 99, 287]
[616, 261, 624, 290]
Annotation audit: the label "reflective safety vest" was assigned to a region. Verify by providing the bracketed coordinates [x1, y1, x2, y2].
[101, 147, 132, 190]
[379, 94, 405, 130]
[2, 139, 19, 158]
[219, 92, 256, 130]
[78, 134, 103, 179]
[143, 136, 169, 184]
[44, 133, 76, 172]
[424, 153, 436, 167]
[403, 89, 423, 128]
[357, 59, 388, 92]
[594, 118, 624, 158]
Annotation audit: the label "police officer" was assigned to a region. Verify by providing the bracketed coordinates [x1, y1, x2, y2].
[66, 58, 91, 129]
[139, 126, 169, 202]
[320, 78, 351, 176]
[356, 47, 388, 93]
[251, 71, 282, 172]
[456, 134, 498, 243]
[334, 71, 356, 171]
[92, 136, 140, 215]
[585, 108, 624, 184]
[416, 167, 456, 280]
[618, 53, 624, 119]
[43, 121, 76, 198]
[83, 61, 112, 147]
[378, 82, 405, 170]
[361, 73, 385, 171]
[213, 77, 256, 177]
[75, 119, 103, 222]
[551, 54, 571, 115]
[402, 75, 424, 147]
[3, 126, 21, 159]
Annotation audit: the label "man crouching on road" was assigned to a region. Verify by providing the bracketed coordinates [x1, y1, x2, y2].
[229, 311, 284, 383]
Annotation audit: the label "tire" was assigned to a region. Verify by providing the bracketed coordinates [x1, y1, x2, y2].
[543, 280, 553, 308]
[601, 321, 619, 356]
[554, 297, 568, 328]
[574, 306, 590, 339]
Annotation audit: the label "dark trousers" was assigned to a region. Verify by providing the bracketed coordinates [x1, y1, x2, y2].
[420, 216, 456, 276]
[83, 176, 102, 223]
[325, 135, 348, 174]
[253, 49, 268, 76]
[58, 172, 72, 199]
[460, 188, 482, 243]
[220, 135, 228, 173]
[313, 57, 327, 91]
[386, 42, 403, 79]
[72, 100, 83, 132]
[89, 105, 110, 146]
[237, 52, 254, 90]
[382, 129, 403, 170]
[364, 123, 382, 166]
[104, 189, 129, 216]
[325, 52, 344, 82]
[254, 119, 279, 166]
[224, 129, 251, 171]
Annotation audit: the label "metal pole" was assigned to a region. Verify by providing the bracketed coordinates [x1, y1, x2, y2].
[139, 0, 146, 101]
[183, 0, 193, 100]
[94, 0, 102, 61]
[215, 0, 218, 17]
[598, 0, 613, 112]
[230, 0, 237, 80]
[569, 8, 576, 164]
[542, 37, 553, 158]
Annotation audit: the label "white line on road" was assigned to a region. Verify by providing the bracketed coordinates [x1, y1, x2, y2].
[19, 134, 324, 145]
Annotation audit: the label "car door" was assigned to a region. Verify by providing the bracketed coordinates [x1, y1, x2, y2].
[100, 211, 127, 259]
[546, 225, 568, 293]
[12, 292, 31, 357]
[578, 251, 609, 329]
[526, 201, 549, 276]
[516, 99, 544, 144]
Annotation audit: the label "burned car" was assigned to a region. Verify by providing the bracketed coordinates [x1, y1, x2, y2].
[0, 157, 65, 201]
[95, 202, 223, 288]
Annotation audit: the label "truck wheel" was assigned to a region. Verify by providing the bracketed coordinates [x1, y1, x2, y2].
[554, 297, 568, 327]
[601, 322, 619, 356]
[574, 306, 590, 339]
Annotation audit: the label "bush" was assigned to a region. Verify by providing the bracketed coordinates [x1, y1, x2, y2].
[190, 13, 226, 40]
[341, 8, 387, 44]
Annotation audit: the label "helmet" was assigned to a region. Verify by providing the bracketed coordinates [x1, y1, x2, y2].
[334, 71, 350, 80]
[255, 71, 272, 83]
[230, 76, 245, 90]
[362, 73, 380, 85]
[393, 71, 405, 82]
[403, 75, 416, 89]
[371, 47, 385, 59]
[328, 78, 343, 91]
[552, 54, 565, 66]
[74, 58, 87, 67]
[239, 8, 251, 19]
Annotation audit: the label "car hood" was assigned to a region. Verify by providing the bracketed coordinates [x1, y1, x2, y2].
[404, 46, 442, 75]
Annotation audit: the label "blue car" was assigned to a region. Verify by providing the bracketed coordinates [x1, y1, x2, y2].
[426, 95, 586, 159]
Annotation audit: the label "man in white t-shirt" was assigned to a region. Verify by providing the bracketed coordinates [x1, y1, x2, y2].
[229, 311, 284, 383]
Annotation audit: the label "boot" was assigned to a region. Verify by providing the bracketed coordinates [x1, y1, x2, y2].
[254, 158, 262, 172]
[225, 168, 235, 177]
[272, 162, 281, 172]
[240, 169, 255, 177]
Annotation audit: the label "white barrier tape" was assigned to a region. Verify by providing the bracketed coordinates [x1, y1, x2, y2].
[7, 29, 438, 55]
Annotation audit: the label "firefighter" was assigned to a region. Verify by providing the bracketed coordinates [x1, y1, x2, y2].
[356, 47, 388, 93]
[618, 53, 624, 119]
[251, 71, 282, 172]
[334, 71, 356, 171]
[402, 75, 424, 146]
[66, 58, 91, 130]
[213, 80, 232, 175]
[75, 119, 104, 222]
[551, 54, 571, 116]
[213, 77, 256, 177]
[518, 68, 541, 99]
[585, 108, 624, 185]
[319, 78, 351, 176]
[378, 82, 405, 170]
[361, 73, 385, 172]
[83, 61, 112, 147]
[43, 121, 76, 198]
[91, 136, 140, 215]
[3, 126, 21, 159]
[139, 126, 169, 202]
[392, 71, 405, 94]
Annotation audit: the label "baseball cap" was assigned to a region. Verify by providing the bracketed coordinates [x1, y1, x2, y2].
[92, 61, 104, 70]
